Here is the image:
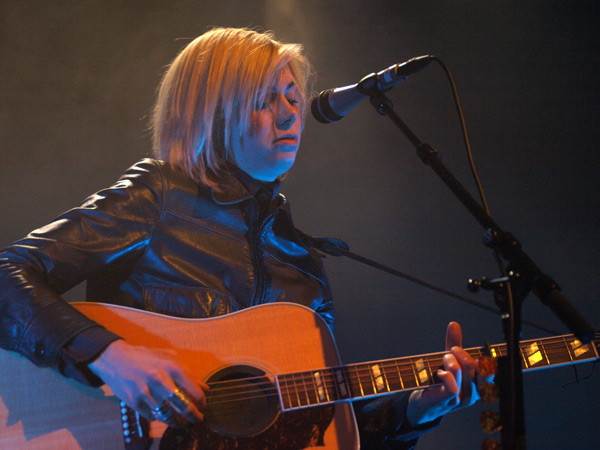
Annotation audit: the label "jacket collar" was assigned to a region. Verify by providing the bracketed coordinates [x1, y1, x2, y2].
[210, 166, 282, 206]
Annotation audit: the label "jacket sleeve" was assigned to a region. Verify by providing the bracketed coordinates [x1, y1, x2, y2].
[354, 393, 442, 449]
[0, 159, 164, 384]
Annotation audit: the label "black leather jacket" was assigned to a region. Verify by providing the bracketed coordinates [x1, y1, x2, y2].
[0, 158, 433, 449]
[0, 159, 334, 378]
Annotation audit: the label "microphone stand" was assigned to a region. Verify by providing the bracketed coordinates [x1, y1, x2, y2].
[352, 73, 595, 450]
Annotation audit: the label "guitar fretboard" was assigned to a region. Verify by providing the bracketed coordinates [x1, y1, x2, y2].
[276, 333, 599, 411]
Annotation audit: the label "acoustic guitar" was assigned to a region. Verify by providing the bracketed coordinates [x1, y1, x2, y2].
[0, 302, 598, 449]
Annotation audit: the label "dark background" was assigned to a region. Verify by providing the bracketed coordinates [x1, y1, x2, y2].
[1, 1, 599, 448]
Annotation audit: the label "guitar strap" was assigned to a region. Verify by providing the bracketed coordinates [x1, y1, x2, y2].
[297, 230, 557, 334]
[294, 229, 349, 257]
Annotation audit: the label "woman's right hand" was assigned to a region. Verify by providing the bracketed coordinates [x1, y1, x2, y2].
[89, 339, 208, 425]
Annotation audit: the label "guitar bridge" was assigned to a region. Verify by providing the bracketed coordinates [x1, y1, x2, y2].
[120, 401, 151, 450]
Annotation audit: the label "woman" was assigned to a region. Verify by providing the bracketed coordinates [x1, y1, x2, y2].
[0, 28, 482, 449]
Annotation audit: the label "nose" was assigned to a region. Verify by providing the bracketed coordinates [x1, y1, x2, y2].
[275, 99, 297, 130]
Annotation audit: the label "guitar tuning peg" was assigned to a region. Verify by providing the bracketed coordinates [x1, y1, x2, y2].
[479, 381, 499, 404]
[480, 410, 502, 434]
[482, 437, 502, 450]
[478, 355, 498, 378]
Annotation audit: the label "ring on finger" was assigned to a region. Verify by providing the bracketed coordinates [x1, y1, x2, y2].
[166, 387, 191, 412]
[153, 403, 177, 424]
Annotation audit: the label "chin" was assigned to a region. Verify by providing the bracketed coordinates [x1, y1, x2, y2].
[263, 161, 295, 181]
[279, 155, 297, 171]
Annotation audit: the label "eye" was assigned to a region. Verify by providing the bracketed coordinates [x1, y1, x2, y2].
[287, 98, 299, 106]
[259, 93, 278, 110]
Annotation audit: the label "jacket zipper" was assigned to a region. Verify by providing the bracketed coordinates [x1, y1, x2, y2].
[249, 202, 272, 306]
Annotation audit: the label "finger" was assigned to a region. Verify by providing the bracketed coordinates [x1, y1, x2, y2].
[147, 371, 205, 424]
[434, 369, 461, 410]
[450, 348, 477, 403]
[451, 347, 477, 382]
[172, 370, 209, 410]
[152, 402, 184, 427]
[441, 353, 462, 395]
[166, 387, 205, 423]
[439, 353, 463, 409]
[135, 399, 158, 421]
[445, 321, 462, 351]
[436, 369, 459, 397]
[149, 387, 203, 425]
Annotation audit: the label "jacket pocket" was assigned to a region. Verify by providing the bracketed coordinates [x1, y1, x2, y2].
[142, 285, 234, 319]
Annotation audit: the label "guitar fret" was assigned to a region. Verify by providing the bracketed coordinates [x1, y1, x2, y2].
[313, 374, 321, 402]
[521, 340, 547, 369]
[425, 357, 435, 385]
[490, 345, 503, 358]
[539, 337, 573, 366]
[321, 369, 336, 402]
[519, 345, 528, 369]
[327, 368, 341, 401]
[369, 363, 388, 393]
[551, 337, 571, 364]
[299, 372, 308, 404]
[311, 371, 321, 403]
[292, 374, 302, 406]
[380, 363, 392, 392]
[360, 364, 377, 396]
[353, 365, 365, 397]
[285, 374, 296, 408]
[334, 368, 350, 399]
[279, 375, 290, 409]
[312, 371, 328, 403]
[410, 359, 420, 387]
[538, 339, 550, 365]
[393, 360, 405, 391]
[549, 337, 573, 365]
[367, 364, 377, 393]
[398, 360, 418, 389]
[429, 356, 444, 382]
[277, 376, 285, 408]
[314, 375, 323, 401]
[563, 336, 575, 362]
[566, 337, 595, 360]
[412, 358, 431, 386]
[299, 372, 311, 406]
[326, 369, 339, 401]
[275, 331, 598, 412]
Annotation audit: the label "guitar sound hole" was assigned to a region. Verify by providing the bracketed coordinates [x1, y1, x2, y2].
[204, 364, 279, 437]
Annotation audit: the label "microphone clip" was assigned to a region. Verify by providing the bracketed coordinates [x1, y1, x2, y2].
[356, 73, 394, 116]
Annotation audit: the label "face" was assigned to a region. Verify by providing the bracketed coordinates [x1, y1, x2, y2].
[232, 66, 302, 182]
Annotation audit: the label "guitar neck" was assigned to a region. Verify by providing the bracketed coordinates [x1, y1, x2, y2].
[277, 332, 600, 411]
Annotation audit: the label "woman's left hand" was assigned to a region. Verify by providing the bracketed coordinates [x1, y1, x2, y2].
[406, 321, 490, 425]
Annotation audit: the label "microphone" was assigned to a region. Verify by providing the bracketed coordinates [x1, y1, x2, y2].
[311, 55, 432, 123]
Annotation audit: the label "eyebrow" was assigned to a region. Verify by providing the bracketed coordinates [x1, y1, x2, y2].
[267, 81, 297, 94]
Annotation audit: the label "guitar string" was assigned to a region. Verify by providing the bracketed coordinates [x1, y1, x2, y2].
[205, 337, 591, 395]
[204, 338, 594, 395]
[176, 337, 591, 413]
[201, 338, 597, 407]
[185, 338, 600, 418]
[204, 363, 442, 406]
[204, 338, 591, 400]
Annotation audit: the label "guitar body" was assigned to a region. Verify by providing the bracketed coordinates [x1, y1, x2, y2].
[0, 302, 359, 449]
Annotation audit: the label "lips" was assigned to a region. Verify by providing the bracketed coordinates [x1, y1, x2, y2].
[274, 134, 298, 144]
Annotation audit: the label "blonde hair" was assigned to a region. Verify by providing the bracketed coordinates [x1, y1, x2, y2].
[152, 27, 311, 188]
